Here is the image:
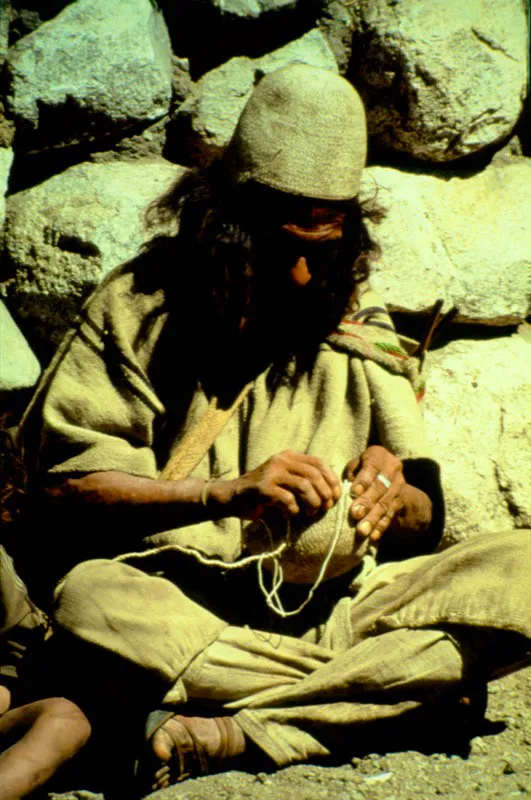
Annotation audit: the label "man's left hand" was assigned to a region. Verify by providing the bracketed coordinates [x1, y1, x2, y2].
[345, 446, 406, 543]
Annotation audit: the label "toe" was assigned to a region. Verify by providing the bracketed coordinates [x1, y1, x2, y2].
[152, 726, 174, 762]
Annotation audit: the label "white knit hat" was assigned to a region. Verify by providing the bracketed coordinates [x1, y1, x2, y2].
[225, 64, 367, 201]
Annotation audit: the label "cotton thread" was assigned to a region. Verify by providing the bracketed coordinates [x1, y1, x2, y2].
[112, 479, 352, 618]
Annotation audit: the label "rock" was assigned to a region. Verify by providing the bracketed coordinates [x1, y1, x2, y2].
[361, 159, 531, 325]
[204, 0, 298, 18]
[0, 3, 15, 148]
[353, 0, 528, 161]
[171, 56, 194, 108]
[319, 0, 356, 74]
[0, 299, 41, 391]
[7, 0, 173, 151]
[424, 333, 531, 543]
[2, 159, 183, 349]
[8, 1, 71, 46]
[0, 147, 13, 231]
[175, 28, 337, 165]
[0, 1, 9, 60]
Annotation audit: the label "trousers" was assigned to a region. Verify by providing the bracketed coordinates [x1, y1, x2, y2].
[54, 530, 531, 765]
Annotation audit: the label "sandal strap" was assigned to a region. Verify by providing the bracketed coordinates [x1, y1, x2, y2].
[213, 716, 239, 761]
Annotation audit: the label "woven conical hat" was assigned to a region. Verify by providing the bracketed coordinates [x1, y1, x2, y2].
[225, 64, 367, 201]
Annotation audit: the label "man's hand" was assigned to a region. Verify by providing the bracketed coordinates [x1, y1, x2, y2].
[345, 446, 407, 543]
[220, 451, 342, 521]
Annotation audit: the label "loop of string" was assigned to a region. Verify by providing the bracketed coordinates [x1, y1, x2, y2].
[112, 479, 352, 618]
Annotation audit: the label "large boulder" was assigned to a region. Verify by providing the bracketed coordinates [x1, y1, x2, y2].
[353, 0, 528, 162]
[0, 147, 13, 232]
[0, 299, 41, 392]
[424, 331, 531, 545]
[1, 159, 183, 350]
[7, 0, 173, 151]
[362, 157, 531, 325]
[174, 28, 338, 165]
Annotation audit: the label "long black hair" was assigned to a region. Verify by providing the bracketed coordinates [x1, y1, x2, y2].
[144, 162, 384, 385]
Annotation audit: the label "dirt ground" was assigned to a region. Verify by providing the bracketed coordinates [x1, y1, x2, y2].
[51, 665, 530, 800]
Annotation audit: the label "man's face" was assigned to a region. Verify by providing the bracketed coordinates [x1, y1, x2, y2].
[253, 200, 346, 294]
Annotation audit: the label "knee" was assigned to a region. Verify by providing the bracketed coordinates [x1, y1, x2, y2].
[53, 559, 116, 635]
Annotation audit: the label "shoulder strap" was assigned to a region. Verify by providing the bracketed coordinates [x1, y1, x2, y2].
[161, 381, 254, 481]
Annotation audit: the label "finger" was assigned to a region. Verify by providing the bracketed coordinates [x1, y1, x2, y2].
[356, 492, 404, 539]
[288, 453, 342, 501]
[344, 457, 361, 483]
[350, 446, 401, 498]
[269, 486, 300, 517]
[282, 474, 326, 515]
[349, 472, 398, 524]
[288, 463, 340, 509]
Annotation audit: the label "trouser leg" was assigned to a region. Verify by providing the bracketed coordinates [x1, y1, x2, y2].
[182, 530, 531, 764]
[54, 558, 228, 705]
[183, 624, 464, 764]
[54, 532, 530, 766]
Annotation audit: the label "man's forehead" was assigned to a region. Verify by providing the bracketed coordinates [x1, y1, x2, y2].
[246, 185, 347, 228]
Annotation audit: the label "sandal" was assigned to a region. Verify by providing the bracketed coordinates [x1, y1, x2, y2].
[135, 709, 240, 797]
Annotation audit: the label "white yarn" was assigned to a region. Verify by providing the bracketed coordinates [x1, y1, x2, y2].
[112, 479, 352, 618]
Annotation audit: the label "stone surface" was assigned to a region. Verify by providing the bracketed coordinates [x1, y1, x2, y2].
[175, 28, 338, 164]
[0, 299, 41, 391]
[361, 158, 531, 325]
[206, 0, 298, 18]
[319, 0, 356, 74]
[1, 159, 183, 349]
[7, 0, 173, 150]
[354, 0, 528, 161]
[0, 1, 9, 60]
[424, 332, 531, 544]
[0, 147, 13, 232]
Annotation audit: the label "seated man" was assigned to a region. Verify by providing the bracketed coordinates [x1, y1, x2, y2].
[19, 65, 530, 795]
[0, 428, 90, 800]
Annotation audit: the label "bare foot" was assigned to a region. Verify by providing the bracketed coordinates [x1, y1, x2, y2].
[151, 715, 245, 791]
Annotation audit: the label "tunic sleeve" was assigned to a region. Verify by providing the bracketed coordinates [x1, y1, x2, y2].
[21, 267, 167, 480]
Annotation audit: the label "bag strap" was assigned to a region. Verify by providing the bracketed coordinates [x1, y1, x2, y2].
[161, 381, 254, 481]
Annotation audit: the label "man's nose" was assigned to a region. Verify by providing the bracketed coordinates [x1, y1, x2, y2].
[289, 256, 312, 287]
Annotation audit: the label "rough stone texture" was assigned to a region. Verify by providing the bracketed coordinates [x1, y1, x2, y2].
[362, 158, 531, 325]
[171, 55, 194, 108]
[319, 0, 355, 74]
[1, 159, 183, 349]
[7, 0, 173, 151]
[205, 0, 299, 18]
[0, 3, 15, 149]
[354, 0, 528, 161]
[175, 28, 337, 165]
[0, 1, 9, 60]
[0, 299, 41, 391]
[424, 332, 531, 545]
[7, 1, 72, 46]
[0, 147, 13, 232]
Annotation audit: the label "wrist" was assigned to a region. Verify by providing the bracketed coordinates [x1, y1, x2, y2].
[203, 479, 237, 519]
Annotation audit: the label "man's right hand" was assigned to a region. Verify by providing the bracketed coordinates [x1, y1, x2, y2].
[212, 451, 342, 521]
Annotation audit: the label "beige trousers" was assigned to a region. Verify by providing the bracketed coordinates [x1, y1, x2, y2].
[54, 530, 531, 765]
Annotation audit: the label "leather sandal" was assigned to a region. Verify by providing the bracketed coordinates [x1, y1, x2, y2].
[135, 709, 240, 797]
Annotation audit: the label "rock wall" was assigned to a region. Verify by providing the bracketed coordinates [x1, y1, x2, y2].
[0, 0, 529, 542]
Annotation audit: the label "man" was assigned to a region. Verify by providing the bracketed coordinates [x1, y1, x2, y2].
[19, 65, 530, 795]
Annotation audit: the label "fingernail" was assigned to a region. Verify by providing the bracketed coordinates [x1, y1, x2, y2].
[357, 520, 372, 536]
[352, 504, 365, 518]
[353, 484, 364, 496]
